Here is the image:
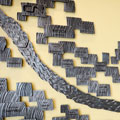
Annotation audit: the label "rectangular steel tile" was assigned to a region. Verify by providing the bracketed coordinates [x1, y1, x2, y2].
[61, 105, 69, 113]
[66, 109, 79, 119]
[112, 75, 120, 83]
[0, 91, 20, 103]
[76, 75, 90, 86]
[59, 41, 75, 53]
[94, 62, 107, 72]
[37, 99, 54, 111]
[80, 21, 95, 34]
[16, 83, 33, 96]
[44, 25, 75, 38]
[0, 37, 6, 51]
[111, 56, 118, 64]
[105, 67, 119, 77]
[0, 48, 11, 61]
[67, 17, 82, 29]
[29, 90, 45, 102]
[36, 33, 48, 44]
[17, 12, 27, 21]
[102, 53, 109, 64]
[79, 115, 89, 120]
[88, 80, 98, 93]
[49, 43, 64, 54]
[96, 84, 111, 96]
[81, 54, 98, 64]
[21, 3, 46, 17]
[61, 59, 73, 68]
[52, 117, 67, 120]
[0, 0, 12, 6]
[0, 102, 26, 117]
[0, 78, 7, 92]
[25, 107, 44, 120]
[7, 57, 23, 68]
[115, 49, 120, 60]
[64, 1, 75, 12]
[74, 47, 88, 58]
[38, 16, 51, 27]
[53, 53, 63, 66]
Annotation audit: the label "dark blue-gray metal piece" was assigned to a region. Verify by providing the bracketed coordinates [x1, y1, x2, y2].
[53, 53, 63, 66]
[29, 90, 45, 102]
[44, 25, 75, 38]
[37, 99, 54, 111]
[17, 12, 27, 21]
[25, 107, 44, 120]
[94, 62, 107, 72]
[0, 37, 6, 51]
[0, 102, 26, 118]
[66, 109, 79, 119]
[0, 78, 7, 92]
[16, 83, 33, 97]
[0, 48, 11, 61]
[59, 41, 75, 53]
[0, 91, 20, 103]
[21, 3, 46, 17]
[112, 75, 120, 83]
[61, 59, 73, 68]
[79, 115, 89, 120]
[64, 1, 75, 12]
[74, 47, 88, 58]
[38, 16, 51, 28]
[7, 57, 23, 68]
[88, 81, 98, 93]
[111, 56, 118, 64]
[61, 105, 69, 113]
[0, 0, 12, 6]
[102, 53, 109, 64]
[96, 84, 111, 96]
[52, 117, 68, 120]
[36, 33, 48, 44]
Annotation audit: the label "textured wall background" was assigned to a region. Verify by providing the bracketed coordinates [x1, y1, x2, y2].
[0, 0, 120, 119]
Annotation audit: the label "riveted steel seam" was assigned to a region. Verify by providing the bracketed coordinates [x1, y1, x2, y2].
[0, 9, 120, 112]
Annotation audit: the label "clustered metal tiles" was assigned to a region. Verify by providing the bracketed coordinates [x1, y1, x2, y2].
[52, 105, 89, 120]
[0, 78, 54, 120]
[0, 37, 23, 68]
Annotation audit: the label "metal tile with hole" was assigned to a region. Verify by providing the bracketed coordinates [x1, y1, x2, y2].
[16, 83, 33, 97]
[74, 47, 88, 58]
[25, 107, 44, 120]
[7, 57, 23, 68]
[66, 17, 82, 29]
[80, 21, 95, 34]
[17, 12, 27, 21]
[76, 75, 90, 86]
[37, 99, 54, 111]
[96, 84, 111, 96]
[111, 56, 118, 64]
[21, 3, 46, 17]
[53, 53, 62, 66]
[105, 67, 119, 77]
[61, 59, 73, 68]
[36, 33, 48, 44]
[38, 16, 51, 28]
[81, 54, 98, 64]
[64, 1, 75, 12]
[29, 90, 45, 102]
[44, 25, 75, 38]
[79, 115, 89, 120]
[0, 91, 20, 103]
[88, 81, 98, 93]
[52, 117, 67, 120]
[0, 0, 12, 6]
[0, 78, 7, 92]
[0, 48, 11, 61]
[102, 53, 109, 64]
[49, 43, 64, 54]
[61, 105, 69, 113]
[0, 102, 26, 117]
[36, 0, 54, 8]
[66, 109, 79, 119]
[59, 41, 75, 53]
[94, 62, 107, 72]
[66, 67, 96, 78]
[112, 75, 120, 83]
[0, 37, 6, 51]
